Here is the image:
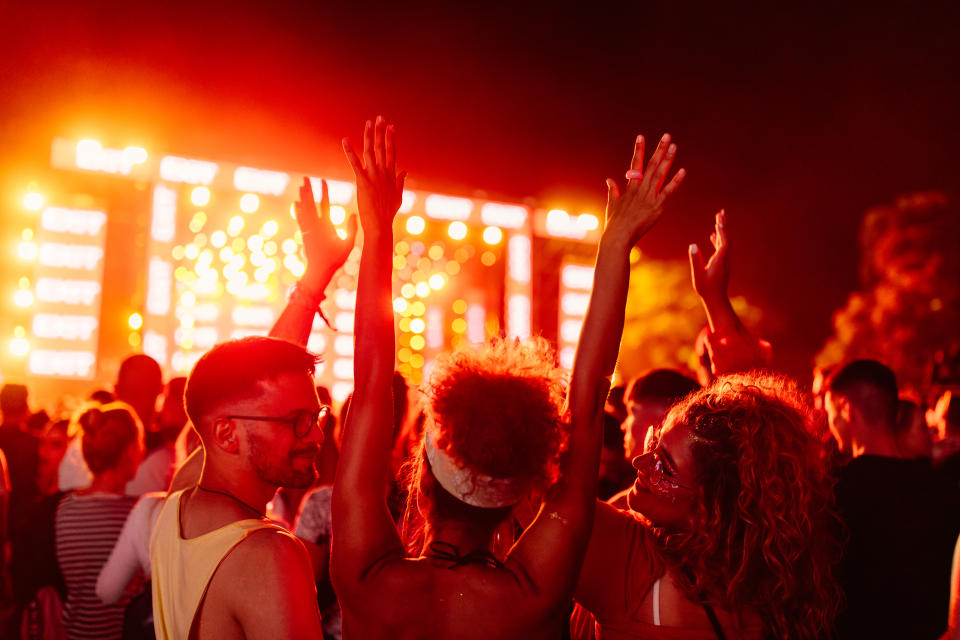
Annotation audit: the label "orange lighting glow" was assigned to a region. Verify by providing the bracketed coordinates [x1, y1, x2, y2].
[128, 313, 143, 330]
[24, 193, 44, 211]
[482, 226, 503, 245]
[406, 216, 426, 235]
[448, 221, 468, 240]
[240, 193, 260, 213]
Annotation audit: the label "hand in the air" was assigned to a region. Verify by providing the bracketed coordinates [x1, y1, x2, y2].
[342, 116, 406, 238]
[689, 209, 729, 304]
[602, 133, 686, 247]
[295, 176, 358, 289]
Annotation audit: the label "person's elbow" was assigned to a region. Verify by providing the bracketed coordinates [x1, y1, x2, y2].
[95, 572, 122, 605]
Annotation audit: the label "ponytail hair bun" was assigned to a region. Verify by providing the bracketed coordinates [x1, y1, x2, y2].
[74, 401, 143, 473]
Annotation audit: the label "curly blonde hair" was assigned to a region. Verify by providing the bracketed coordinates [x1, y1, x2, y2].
[656, 373, 841, 639]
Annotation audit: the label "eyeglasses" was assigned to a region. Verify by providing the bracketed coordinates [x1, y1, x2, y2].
[637, 426, 695, 491]
[226, 406, 330, 439]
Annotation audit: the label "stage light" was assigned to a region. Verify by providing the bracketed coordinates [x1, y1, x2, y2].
[247, 235, 264, 252]
[18, 242, 37, 260]
[185, 244, 199, 260]
[425, 195, 472, 221]
[41, 207, 107, 235]
[234, 167, 289, 196]
[180, 291, 196, 306]
[410, 301, 426, 316]
[10, 338, 29, 356]
[399, 190, 416, 213]
[160, 156, 219, 185]
[507, 294, 531, 339]
[24, 192, 44, 211]
[401, 283, 415, 298]
[240, 193, 259, 213]
[330, 206, 346, 225]
[451, 318, 467, 334]
[428, 245, 444, 260]
[227, 216, 244, 236]
[406, 216, 426, 235]
[480, 251, 496, 266]
[124, 146, 148, 164]
[561, 292, 590, 316]
[562, 264, 595, 290]
[409, 335, 426, 351]
[428, 274, 445, 290]
[578, 213, 600, 231]
[191, 186, 211, 207]
[14, 290, 34, 307]
[13, 326, 25, 338]
[452, 299, 467, 314]
[262, 220, 279, 238]
[483, 226, 503, 245]
[282, 239, 297, 255]
[393, 297, 408, 313]
[395, 241, 410, 255]
[336, 229, 347, 240]
[410, 354, 425, 368]
[129, 332, 142, 347]
[211, 231, 227, 248]
[445, 261, 461, 275]
[397, 347, 411, 363]
[409, 318, 425, 334]
[231, 238, 245, 252]
[415, 282, 430, 298]
[447, 221, 467, 240]
[22, 229, 34, 241]
[480, 203, 527, 229]
[128, 313, 143, 330]
[264, 241, 278, 256]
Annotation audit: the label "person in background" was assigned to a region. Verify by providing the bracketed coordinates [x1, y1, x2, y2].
[826, 359, 960, 638]
[605, 384, 628, 425]
[37, 420, 70, 497]
[55, 402, 143, 640]
[60, 363, 162, 495]
[598, 412, 633, 501]
[126, 377, 187, 496]
[607, 369, 700, 509]
[0, 383, 40, 627]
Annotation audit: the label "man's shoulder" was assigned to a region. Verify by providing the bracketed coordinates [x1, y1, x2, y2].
[224, 524, 308, 572]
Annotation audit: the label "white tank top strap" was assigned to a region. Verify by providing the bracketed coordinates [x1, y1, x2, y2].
[652, 577, 662, 626]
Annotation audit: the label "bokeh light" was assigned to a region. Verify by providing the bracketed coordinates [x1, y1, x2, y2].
[191, 186, 211, 207]
[447, 221, 468, 240]
[240, 193, 259, 213]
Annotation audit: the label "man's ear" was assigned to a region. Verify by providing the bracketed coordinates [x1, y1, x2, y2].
[212, 417, 240, 454]
[837, 395, 853, 424]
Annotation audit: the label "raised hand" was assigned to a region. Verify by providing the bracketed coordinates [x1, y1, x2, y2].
[602, 133, 686, 247]
[295, 177, 358, 291]
[688, 209, 729, 304]
[342, 116, 406, 237]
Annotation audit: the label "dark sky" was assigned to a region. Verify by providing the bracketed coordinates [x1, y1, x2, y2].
[2, 1, 958, 378]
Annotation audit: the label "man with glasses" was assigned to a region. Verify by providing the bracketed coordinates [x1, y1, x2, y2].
[150, 175, 355, 640]
[151, 336, 328, 640]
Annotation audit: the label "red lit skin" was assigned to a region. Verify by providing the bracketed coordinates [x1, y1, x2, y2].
[181, 371, 324, 640]
[270, 176, 358, 345]
[332, 125, 683, 638]
[625, 416, 698, 529]
[689, 211, 773, 377]
[622, 397, 673, 460]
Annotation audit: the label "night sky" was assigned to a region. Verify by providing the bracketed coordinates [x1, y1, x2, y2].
[2, 1, 958, 379]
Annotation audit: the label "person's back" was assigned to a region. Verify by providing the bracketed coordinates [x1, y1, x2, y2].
[835, 454, 960, 637]
[0, 384, 41, 535]
[825, 359, 959, 638]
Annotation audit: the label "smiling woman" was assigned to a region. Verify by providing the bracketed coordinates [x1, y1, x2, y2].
[575, 372, 842, 640]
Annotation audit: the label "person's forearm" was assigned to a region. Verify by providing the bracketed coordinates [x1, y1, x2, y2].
[699, 291, 743, 337]
[338, 233, 395, 493]
[269, 270, 333, 346]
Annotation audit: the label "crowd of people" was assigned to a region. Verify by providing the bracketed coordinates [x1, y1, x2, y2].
[1, 117, 959, 639]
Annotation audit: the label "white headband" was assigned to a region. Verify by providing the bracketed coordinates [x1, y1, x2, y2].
[423, 428, 523, 509]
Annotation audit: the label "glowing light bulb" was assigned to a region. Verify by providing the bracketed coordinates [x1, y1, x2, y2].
[128, 313, 143, 330]
[10, 337, 29, 356]
[428, 274, 445, 290]
[406, 216, 426, 235]
[24, 193, 44, 211]
[447, 221, 468, 240]
[261, 220, 279, 238]
[240, 193, 259, 213]
[191, 186, 211, 207]
[393, 297, 408, 313]
[415, 282, 430, 298]
[409, 318, 425, 334]
[14, 290, 34, 307]
[483, 226, 503, 245]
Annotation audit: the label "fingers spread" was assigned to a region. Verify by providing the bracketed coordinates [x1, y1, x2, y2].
[660, 168, 685, 198]
[652, 143, 677, 193]
[342, 138, 365, 177]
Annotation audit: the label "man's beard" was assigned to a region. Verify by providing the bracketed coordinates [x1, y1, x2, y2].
[247, 432, 318, 488]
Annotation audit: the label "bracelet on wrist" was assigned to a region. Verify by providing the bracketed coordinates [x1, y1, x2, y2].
[289, 281, 333, 330]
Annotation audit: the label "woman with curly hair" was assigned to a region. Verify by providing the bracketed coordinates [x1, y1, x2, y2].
[572, 211, 840, 640]
[331, 118, 685, 638]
